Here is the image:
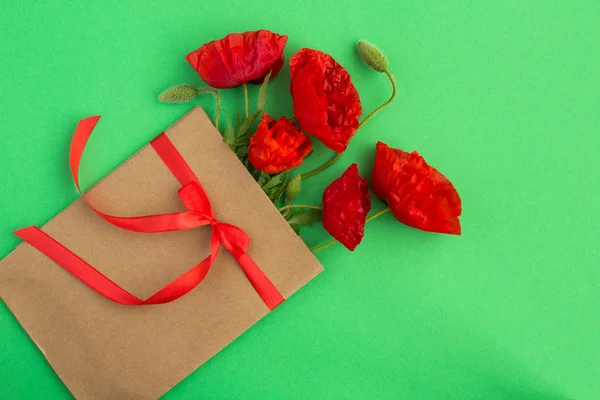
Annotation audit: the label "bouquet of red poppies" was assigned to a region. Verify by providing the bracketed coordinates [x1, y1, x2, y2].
[159, 30, 462, 252]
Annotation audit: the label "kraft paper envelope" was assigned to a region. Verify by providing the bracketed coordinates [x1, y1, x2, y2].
[0, 107, 323, 400]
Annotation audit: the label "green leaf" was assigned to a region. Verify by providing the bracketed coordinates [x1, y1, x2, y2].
[265, 190, 278, 202]
[257, 71, 272, 111]
[223, 112, 235, 145]
[237, 111, 261, 139]
[237, 118, 251, 138]
[257, 171, 289, 204]
[262, 172, 285, 190]
[286, 209, 322, 226]
[235, 146, 248, 158]
[273, 191, 285, 205]
[158, 84, 199, 103]
[234, 137, 250, 153]
[246, 161, 258, 177]
[270, 184, 286, 204]
[289, 223, 301, 235]
[235, 111, 242, 132]
[258, 172, 270, 187]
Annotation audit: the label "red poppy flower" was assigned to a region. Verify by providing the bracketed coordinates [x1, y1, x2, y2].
[248, 113, 313, 174]
[186, 30, 288, 89]
[289, 48, 362, 152]
[372, 142, 462, 235]
[322, 164, 371, 250]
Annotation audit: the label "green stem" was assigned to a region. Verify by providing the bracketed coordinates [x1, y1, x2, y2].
[243, 84, 249, 118]
[300, 153, 342, 180]
[213, 91, 222, 130]
[279, 204, 322, 212]
[300, 69, 398, 181]
[310, 206, 390, 253]
[356, 70, 397, 131]
[366, 206, 390, 222]
[198, 88, 222, 130]
[311, 239, 336, 253]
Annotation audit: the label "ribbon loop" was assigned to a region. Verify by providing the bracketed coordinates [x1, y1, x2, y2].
[178, 181, 214, 219]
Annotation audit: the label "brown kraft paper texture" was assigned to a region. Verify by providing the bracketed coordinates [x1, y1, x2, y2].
[0, 107, 323, 400]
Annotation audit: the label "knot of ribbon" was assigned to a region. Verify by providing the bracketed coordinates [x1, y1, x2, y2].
[14, 116, 284, 310]
[178, 181, 250, 258]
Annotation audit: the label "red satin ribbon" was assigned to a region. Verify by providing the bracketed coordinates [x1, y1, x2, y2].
[14, 116, 284, 310]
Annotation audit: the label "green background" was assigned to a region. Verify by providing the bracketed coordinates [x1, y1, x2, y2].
[1, 1, 599, 399]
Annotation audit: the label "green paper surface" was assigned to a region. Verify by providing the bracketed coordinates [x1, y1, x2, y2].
[0, 1, 598, 399]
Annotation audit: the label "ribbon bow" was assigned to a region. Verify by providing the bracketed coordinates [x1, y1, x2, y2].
[15, 116, 284, 310]
[179, 181, 252, 257]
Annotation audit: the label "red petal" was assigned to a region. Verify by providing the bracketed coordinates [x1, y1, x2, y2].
[290, 48, 362, 152]
[322, 164, 371, 250]
[372, 141, 462, 235]
[248, 113, 312, 174]
[186, 30, 288, 89]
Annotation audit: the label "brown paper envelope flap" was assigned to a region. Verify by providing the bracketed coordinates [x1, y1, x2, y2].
[0, 107, 323, 400]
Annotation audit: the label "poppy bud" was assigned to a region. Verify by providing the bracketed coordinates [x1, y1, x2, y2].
[286, 175, 302, 201]
[357, 40, 388, 73]
[158, 84, 199, 103]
